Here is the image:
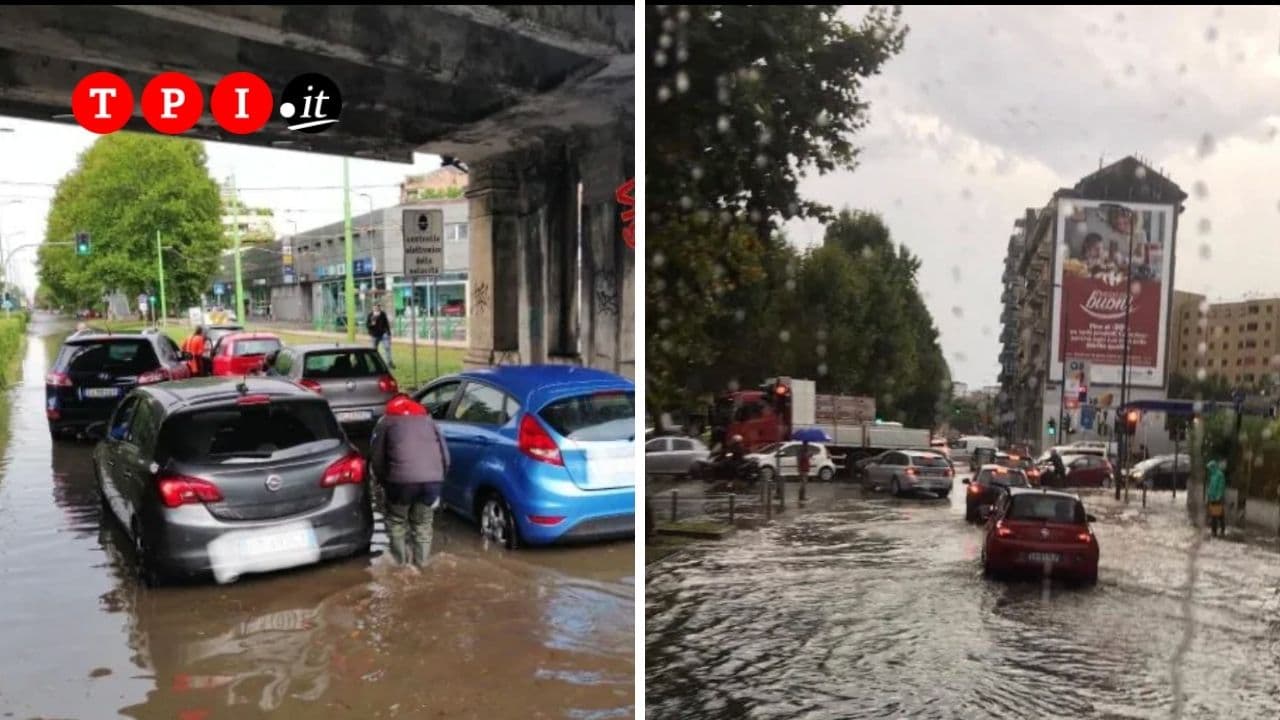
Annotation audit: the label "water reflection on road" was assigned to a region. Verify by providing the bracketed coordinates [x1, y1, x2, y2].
[646, 481, 1280, 719]
[0, 318, 634, 719]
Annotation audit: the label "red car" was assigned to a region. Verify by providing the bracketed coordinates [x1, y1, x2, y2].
[982, 487, 1099, 585]
[1040, 454, 1113, 488]
[209, 332, 283, 377]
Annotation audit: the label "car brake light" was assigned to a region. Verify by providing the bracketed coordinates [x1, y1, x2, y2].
[157, 474, 224, 508]
[321, 452, 366, 488]
[905, 466, 917, 476]
[236, 394, 271, 406]
[46, 371, 73, 387]
[378, 375, 398, 394]
[528, 515, 566, 526]
[518, 414, 564, 466]
[299, 378, 323, 394]
[995, 522, 1013, 538]
[137, 368, 169, 385]
[967, 483, 982, 494]
[943, 468, 953, 477]
[1077, 531, 1092, 543]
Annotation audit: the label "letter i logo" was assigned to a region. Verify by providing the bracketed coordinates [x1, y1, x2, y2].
[211, 72, 273, 135]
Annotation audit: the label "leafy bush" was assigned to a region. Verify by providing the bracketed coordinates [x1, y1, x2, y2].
[0, 315, 28, 386]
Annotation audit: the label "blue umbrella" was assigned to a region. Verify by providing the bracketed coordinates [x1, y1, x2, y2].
[792, 427, 832, 443]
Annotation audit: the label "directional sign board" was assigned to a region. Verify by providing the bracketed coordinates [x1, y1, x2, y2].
[402, 209, 445, 276]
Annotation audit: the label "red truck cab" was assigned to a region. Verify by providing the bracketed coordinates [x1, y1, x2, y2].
[713, 388, 789, 450]
[210, 332, 283, 377]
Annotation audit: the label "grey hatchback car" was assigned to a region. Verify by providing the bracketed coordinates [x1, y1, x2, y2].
[94, 377, 373, 585]
[266, 344, 399, 433]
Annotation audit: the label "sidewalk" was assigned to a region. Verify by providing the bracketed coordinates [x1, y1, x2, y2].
[245, 320, 468, 350]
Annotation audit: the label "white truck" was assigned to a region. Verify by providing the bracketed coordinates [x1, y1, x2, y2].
[783, 378, 932, 470]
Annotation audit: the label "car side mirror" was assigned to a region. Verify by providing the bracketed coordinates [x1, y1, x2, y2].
[1086, 514, 1097, 523]
[961, 478, 970, 484]
[108, 425, 127, 442]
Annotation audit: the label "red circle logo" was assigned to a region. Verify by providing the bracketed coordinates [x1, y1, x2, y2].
[70, 72, 134, 134]
[210, 72, 273, 135]
[140, 72, 203, 134]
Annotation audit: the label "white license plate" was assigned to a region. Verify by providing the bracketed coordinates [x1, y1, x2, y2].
[1027, 552, 1061, 564]
[239, 528, 317, 558]
[84, 387, 119, 399]
[335, 410, 372, 423]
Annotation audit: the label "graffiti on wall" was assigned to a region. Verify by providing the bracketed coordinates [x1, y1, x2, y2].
[594, 271, 619, 317]
[616, 178, 634, 249]
[472, 281, 490, 316]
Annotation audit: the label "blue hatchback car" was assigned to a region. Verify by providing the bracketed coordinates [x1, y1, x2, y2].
[411, 366, 635, 547]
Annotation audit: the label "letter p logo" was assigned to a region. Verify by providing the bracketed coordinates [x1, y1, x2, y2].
[141, 72, 203, 134]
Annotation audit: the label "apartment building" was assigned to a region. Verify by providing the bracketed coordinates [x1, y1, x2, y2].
[1170, 293, 1280, 387]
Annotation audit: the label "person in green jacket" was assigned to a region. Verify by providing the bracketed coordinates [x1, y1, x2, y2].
[1206, 458, 1227, 538]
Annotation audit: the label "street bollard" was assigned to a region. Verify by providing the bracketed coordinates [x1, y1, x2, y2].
[1142, 482, 1147, 508]
[728, 493, 735, 525]
[764, 479, 773, 522]
[671, 490, 678, 523]
[778, 473, 786, 510]
[800, 470, 808, 504]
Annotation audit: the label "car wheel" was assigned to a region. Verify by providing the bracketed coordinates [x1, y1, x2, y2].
[760, 466, 776, 484]
[131, 518, 164, 588]
[937, 489, 950, 500]
[890, 477, 901, 497]
[818, 467, 834, 482]
[964, 504, 977, 523]
[479, 492, 520, 550]
[1083, 570, 1098, 587]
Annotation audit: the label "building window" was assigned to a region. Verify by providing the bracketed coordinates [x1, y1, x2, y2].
[1237, 358, 1242, 366]
[1248, 322, 1258, 331]
[1267, 322, 1273, 331]
[1267, 339, 1272, 348]
[1181, 343, 1188, 352]
[1247, 339, 1257, 349]
[1182, 360, 1188, 369]
[1183, 327, 1189, 336]
[1249, 305, 1260, 314]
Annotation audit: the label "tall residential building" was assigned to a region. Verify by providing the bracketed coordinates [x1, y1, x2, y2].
[996, 156, 1187, 452]
[1169, 293, 1280, 387]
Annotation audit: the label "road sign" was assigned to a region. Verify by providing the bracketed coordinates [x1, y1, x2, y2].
[137, 293, 148, 314]
[1065, 359, 1089, 402]
[214, 283, 225, 296]
[402, 209, 444, 276]
[1081, 405, 1096, 430]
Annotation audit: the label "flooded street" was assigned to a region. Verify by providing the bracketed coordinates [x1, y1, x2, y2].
[0, 317, 634, 719]
[647, 479, 1280, 719]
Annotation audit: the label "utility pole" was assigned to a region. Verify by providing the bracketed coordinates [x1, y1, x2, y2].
[231, 174, 245, 323]
[155, 229, 167, 327]
[342, 157, 357, 343]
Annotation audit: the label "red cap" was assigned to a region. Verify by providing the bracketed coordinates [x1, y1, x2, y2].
[386, 394, 427, 417]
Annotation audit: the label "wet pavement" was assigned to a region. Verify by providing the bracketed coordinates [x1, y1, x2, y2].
[646, 476, 1280, 719]
[0, 317, 634, 719]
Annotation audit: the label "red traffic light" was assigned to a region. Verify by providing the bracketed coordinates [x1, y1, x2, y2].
[774, 383, 789, 396]
[1127, 410, 1139, 423]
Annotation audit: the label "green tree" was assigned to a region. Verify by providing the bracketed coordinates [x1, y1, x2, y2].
[37, 134, 223, 310]
[647, 5, 907, 417]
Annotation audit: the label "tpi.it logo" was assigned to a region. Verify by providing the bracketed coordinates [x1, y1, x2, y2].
[70, 71, 342, 136]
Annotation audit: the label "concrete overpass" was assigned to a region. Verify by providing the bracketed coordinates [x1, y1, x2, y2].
[0, 4, 634, 377]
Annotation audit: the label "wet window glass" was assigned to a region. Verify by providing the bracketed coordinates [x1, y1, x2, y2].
[451, 383, 510, 426]
[62, 340, 159, 375]
[646, 438, 670, 453]
[418, 381, 461, 420]
[1008, 495, 1087, 525]
[233, 339, 281, 357]
[159, 400, 342, 463]
[302, 350, 386, 378]
[539, 391, 635, 441]
[911, 455, 950, 468]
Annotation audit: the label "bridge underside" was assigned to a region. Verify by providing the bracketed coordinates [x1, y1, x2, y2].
[0, 4, 634, 377]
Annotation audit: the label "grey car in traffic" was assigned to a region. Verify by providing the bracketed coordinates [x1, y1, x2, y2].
[862, 449, 955, 498]
[94, 377, 373, 585]
[645, 436, 711, 477]
[266, 344, 399, 434]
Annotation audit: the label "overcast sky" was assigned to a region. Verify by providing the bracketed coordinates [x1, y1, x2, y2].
[785, 5, 1280, 388]
[0, 118, 443, 300]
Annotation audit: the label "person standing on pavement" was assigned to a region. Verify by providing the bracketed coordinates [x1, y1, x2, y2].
[370, 394, 450, 567]
[797, 440, 812, 502]
[1049, 448, 1067, 488]
[365, 303, 396, 369]
[181, 325, 206, 376]
[1206, 457, 1227, 538]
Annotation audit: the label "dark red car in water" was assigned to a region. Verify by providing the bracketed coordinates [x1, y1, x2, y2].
[982, 487, 1099, 585]
[209, 332, 283, 377]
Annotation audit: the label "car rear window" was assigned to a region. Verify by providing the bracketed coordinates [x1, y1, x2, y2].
[1008, 495, 1087, 524]
[539, 390, 635, 442]
[234, 338, 282, 357]
[58, 340, 159, 375]
[910, 455, 950, 467]
[978, 469, 1028, 486]
[302, 350, 387, 378]
[159, 399, 342, 463]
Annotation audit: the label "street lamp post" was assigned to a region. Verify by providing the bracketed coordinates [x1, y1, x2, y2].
[342, 158, 356, 342]
[1099, 202, 1137, 500]
[155, 229, 168, 326]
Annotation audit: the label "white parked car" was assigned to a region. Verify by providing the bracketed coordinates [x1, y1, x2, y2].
[747, 442, 838, 482]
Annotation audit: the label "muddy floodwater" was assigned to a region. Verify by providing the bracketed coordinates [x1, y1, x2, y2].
[647, 479, 1280, 719]
[0, 317, 634, 719]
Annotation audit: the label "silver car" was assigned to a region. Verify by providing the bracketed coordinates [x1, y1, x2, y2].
[863, 450, 955, 498]
[645, 436, 711, 477]
[267, 344, 399, 434]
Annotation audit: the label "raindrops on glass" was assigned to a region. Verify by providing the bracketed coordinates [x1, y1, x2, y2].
[695, 209, 711, 225]
[1124, 63, 1136, 77]
[733, 309, 746, 323]
[1198, 218, 1211, 234]
[652, 253, 666, 269]
[691, 164, 704, 181]
[1177, 63, 1188, 75]
[749, 210, 761, 223]
[657, 86, 672, 103]
[784, 279, 796, 292]
[755, 154, 768, 168]
[679, 196, 693, 210]
[816, 344, 827, 358]
[961, 188, 973, 200]
[717, 86, 731, 105]
[1197, 341, 1207, 355]
[951, 306, 964, 319]
[817, 363, 829, 377]
[981, 326, 991, 337]
[675, 71, 690, 94]
[1204, 26, 1218, 43]
[677, 7, 691, 23]
[817, 328, 828, 342]
[860, 246, 876, 260]
[719, 211, 732, 225]
[953, 351, 967, 364]
[816, 109, 831, 127]
[1199, 300, 1210, 315]
[778, 329, 791, 343]
[1197, 133, 1216, 158]
[1199, 243, 1212, 260]
[727, 378, 740, 392]
[676, 46, 689, 64]
[951, 266, 962, 283]
[662, 17, 676, 33]
[659, 33, 673, 50]
[758, 127, 773, 146]
[717, 115, 731, 133]
[1194, 180, 1209, 199]
[1193, 399, 1205, 413]
[658, 317, 672, 331]
[1197, 368, 1208, 381]
[654, 51, 668, 68]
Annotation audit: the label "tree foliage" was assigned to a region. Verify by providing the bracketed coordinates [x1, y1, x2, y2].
[38, 134, 224, 311]
[647, 5, 913, 423]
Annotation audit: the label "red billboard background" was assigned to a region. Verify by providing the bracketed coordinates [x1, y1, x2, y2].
[1059, 273, 1162, 367]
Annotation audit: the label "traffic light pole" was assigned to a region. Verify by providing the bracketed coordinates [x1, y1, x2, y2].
[155, 229, 167, 327]
[231, 174, 245, 323]
[1116, 206, 1136, 500]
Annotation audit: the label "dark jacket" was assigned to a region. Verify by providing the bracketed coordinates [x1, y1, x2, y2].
[367, 310, 391, 338]
[370, 414, 451, 502]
